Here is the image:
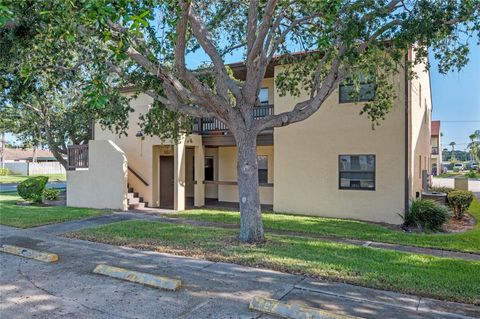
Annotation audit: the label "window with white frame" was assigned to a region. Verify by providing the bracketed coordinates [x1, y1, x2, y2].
[258, 88, 269, 105]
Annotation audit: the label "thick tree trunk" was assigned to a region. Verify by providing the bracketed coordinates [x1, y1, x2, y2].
[50, 147, 68, 170]
[236, 134, 265, 243]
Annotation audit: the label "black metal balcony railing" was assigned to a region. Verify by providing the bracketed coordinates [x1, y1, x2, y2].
[67, 144, 89, 170]
[432, 146, 439, 155]
[193, 104, 273, 135]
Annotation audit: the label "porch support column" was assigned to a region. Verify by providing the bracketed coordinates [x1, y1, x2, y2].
[194, 145, 205, 207]
[174, 137, 186, 211]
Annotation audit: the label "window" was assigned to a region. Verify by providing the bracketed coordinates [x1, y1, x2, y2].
[339, 155, 375, 190]
[258, 88, 269, 105]
[204, 157, 214, 181]
[339, 77, 375, 103]
[257, 155, 268, 184]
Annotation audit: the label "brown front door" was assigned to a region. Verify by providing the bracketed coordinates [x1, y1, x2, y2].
[160, 156, 174, 209]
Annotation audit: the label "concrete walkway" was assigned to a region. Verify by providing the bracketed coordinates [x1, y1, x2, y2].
[30, 212, 480, 262]
[1, 225, 479, 319]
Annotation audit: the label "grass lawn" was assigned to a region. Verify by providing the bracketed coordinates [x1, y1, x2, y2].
[437, 172, 479, 178]
[68, 220, 480, 304]
[0, 173, 66, 184]
[0, 192, 109, 228]
[169, 198, 480, 254]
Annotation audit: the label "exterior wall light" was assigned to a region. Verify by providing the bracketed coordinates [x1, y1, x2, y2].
[136, 131, 145, 140]
[136, 131, 145, 157]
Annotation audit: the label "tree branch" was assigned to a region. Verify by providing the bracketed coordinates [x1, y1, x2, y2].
[184, 1, 242, 102]
[145, 89, 213, 118]
[254, 50, 346, 132]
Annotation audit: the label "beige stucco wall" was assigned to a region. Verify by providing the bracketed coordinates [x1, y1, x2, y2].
[95, 92, 186, 207]
[273, 64, 406, 224]
[409, 49, 433, 196]
[95, 93, 157, 205]
[185, 148, 195, 198]
[217, 146, 274, 205]
[67, 140, 128, 210]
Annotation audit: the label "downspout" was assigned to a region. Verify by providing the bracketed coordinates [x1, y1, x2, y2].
[404, 51, 411, 215]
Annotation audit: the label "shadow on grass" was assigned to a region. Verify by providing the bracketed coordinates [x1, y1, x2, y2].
[68, 220, 480, 304]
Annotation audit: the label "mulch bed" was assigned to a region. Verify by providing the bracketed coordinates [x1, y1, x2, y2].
[445, 213, 476, 233]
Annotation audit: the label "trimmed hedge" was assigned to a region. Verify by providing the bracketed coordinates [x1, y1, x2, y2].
[429, 186, 454, 194]
[43, 188, 60, 200]
[448, 190, 474, 220]
[403, 199, 450, 231]
[0, 168, 11, 176]
[17, 176, 49, 203]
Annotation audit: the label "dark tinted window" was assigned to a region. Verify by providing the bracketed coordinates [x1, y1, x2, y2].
[339, 77, 375, 103]
[258, 155, 268, 184]
[205, 157, 214, 181]
[339, 155, 375, 190]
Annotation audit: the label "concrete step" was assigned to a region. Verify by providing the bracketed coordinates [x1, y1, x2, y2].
[128, 202, 146, 210]
[127, 192, 139, 199]
[128, 197, 140, 205]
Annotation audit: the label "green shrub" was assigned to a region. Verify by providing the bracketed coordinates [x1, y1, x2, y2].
[448, 190, 474, 220]
[0, 168, 11, 176]
[429, 186, 454, 194]
[17, 176, 49, 203]
[465, 170, 478, 178]
[43, 188, 59, 201]
[403, 199, 450, 232]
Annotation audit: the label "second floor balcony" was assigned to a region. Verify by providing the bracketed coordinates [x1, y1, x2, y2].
[192, 104, 273, 135]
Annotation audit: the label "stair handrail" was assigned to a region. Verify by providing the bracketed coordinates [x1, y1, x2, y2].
[128, 166, 149, 186]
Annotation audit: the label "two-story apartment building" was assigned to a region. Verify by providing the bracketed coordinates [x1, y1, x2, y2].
[67, 48, 432, 225]
[430, 120, 442, 175]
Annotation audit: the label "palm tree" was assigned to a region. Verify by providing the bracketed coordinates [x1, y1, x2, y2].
[467, 130, 480, 162]
[449, 141, 456, 162]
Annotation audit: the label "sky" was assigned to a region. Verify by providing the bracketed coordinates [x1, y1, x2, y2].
[429, 39, 480, 151]
[5, 37, 480, 151]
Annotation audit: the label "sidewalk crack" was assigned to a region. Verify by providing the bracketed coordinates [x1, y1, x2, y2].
[416, 297, 421, 312]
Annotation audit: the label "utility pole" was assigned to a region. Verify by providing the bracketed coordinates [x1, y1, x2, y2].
[0, 131, 5, 169]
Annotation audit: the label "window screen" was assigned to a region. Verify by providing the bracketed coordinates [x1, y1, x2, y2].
[339, 155, 375, 190]
[339, 77, 375, 103]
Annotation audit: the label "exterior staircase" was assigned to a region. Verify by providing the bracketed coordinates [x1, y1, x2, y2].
[127, 185, 148, 210]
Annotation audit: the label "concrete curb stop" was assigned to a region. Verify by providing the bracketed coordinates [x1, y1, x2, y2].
[0, 244, 58, 263]
[249, 296, 360, 319]
[93, 264, 181, 291]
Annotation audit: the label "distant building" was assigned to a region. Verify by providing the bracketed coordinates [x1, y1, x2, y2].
[430, 121, 442, 175]
[3, 148, 57, 163]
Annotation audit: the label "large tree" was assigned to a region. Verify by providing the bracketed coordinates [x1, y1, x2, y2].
[0, 4, 132, 169]
[468, 130, 480, 162]
[1, 0, 479, 243]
